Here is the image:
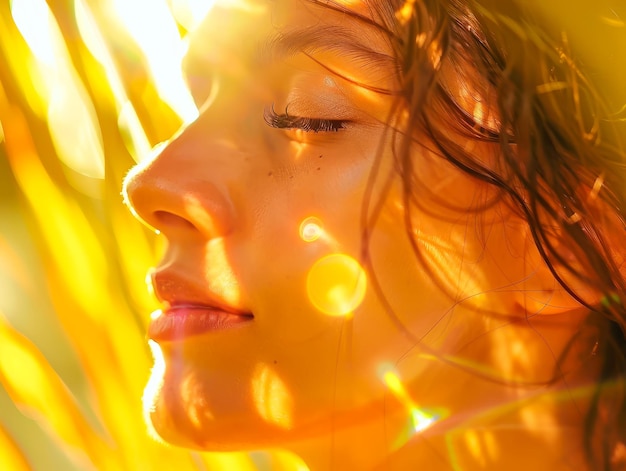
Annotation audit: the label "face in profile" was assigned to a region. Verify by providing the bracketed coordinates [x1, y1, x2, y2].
[123, 0, 592, 466]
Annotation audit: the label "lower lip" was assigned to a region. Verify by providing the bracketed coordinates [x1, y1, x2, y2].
[148, 306, 253, 342]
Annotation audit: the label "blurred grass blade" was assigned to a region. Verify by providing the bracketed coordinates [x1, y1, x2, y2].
[0, 315, 117, 470]
[0, 423, 31, 471]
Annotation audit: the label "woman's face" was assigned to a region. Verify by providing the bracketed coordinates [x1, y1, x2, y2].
[123, 0, 579, 452]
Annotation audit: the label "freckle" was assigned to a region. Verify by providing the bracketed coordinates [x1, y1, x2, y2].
[319, 155, 323, 158]
[317, 167, 321, 170]
[273, 360, 278, 364]
[289, 175, 293, 179]
[268, 171, 273, 177]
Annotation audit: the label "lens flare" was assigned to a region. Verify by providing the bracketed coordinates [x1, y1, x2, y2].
[299, 217, 323, 242]
[381, 368, 440, 434]
[306, 254, 366, 317]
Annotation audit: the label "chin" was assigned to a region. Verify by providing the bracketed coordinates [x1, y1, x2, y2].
[143, 372, 295, 452]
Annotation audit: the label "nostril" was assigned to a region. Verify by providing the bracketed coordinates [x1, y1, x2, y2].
[154, 210, 197, 231]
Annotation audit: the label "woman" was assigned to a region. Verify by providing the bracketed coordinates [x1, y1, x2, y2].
[123, 0, 626, 469]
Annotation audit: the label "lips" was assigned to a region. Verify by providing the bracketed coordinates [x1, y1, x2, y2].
[148, 269, 253, 342]
[148, 305, 253, 341]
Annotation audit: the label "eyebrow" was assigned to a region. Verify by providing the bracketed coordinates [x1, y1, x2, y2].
[257, 24, 395, 70]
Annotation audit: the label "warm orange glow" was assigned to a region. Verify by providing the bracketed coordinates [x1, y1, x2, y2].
[252, 363, 294, 429]
[306, 254, 367, 316]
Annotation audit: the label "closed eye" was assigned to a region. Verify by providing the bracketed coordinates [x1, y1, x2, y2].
[263, 105, 347, 133]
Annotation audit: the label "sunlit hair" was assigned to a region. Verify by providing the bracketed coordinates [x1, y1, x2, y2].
[307, 0, 626, 468]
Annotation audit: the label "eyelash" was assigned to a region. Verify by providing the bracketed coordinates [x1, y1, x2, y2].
[263, 105, 347, 133]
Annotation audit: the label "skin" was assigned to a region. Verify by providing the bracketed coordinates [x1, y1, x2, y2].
[123, 1, 601, 469]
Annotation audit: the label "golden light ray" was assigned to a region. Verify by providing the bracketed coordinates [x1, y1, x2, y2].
[306, 254, 367, 317]
[12, 0, 106, 181]
[111, 0, 198, 123]
[252, 363, 294, 429]
[74, 0, 152, 163]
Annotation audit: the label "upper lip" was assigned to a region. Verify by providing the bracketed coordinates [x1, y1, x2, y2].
[150, 268, 252, 316]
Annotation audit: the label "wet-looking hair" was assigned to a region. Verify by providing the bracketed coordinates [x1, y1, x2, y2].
[306, 0, 626, 468]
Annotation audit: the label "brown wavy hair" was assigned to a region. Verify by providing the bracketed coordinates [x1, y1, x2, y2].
[306, 0, 626, 468]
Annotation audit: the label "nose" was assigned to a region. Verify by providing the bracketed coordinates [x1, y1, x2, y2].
[122, 121, 236, 241]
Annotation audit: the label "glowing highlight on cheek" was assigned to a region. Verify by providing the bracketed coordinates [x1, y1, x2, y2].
[289, 139, 308, 160]
[306, 254, 367, 317]
[197, 231, 242, 306]
[252, 363, 294, 429]
[299, 217, 323, 242]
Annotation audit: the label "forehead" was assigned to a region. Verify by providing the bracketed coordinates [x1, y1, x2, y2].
[182, 0, 392, 83]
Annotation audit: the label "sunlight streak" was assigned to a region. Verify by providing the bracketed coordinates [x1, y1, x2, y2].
[13, 0, 106, 180]
[252, 363, 294, 429]
[111, 0, 198, 123]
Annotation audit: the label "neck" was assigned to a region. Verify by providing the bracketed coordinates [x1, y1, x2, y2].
[281, 310, 601, 470]
[282, 378, 595, 470]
